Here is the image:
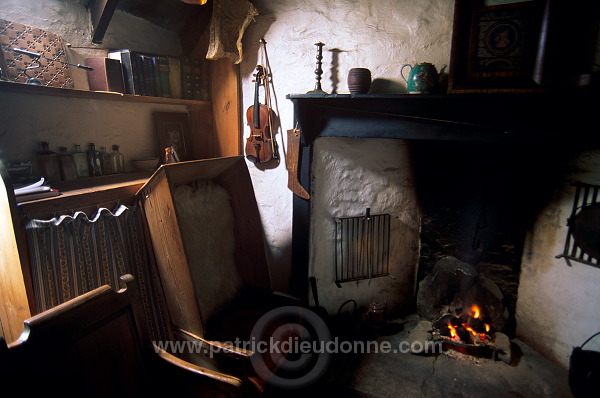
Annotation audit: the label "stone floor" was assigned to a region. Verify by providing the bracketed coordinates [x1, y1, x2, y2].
[262, 314, 574, 397]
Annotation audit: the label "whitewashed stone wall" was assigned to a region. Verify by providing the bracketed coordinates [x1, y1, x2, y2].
[516, 151, 600, 366]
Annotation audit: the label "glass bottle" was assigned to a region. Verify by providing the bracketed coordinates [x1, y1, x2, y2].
[36, 141, 60, 182]
[57, 146, 78, 181]
[72, 144, 89, 178]
[87, 142, 102, 176]
[110, 145, 125, 173]
[100, 146, 115, 174]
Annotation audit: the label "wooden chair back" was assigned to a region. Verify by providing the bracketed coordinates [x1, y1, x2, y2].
[0, 274, 245, 397]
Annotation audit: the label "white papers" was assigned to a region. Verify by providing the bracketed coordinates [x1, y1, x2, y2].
[14, 177, 50, 196]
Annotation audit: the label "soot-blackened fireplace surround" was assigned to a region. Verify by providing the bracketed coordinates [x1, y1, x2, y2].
[286, 91, 596, 310]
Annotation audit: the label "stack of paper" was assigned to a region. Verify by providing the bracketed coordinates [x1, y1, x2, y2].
[14, 177, 60, 203]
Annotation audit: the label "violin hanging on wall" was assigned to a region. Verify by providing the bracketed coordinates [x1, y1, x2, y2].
[245, 64, 277, 164]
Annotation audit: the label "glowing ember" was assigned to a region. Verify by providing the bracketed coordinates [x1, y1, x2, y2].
[439, 304, 493, 345]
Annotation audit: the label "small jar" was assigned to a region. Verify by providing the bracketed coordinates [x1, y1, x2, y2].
[347, 68, 372, 94]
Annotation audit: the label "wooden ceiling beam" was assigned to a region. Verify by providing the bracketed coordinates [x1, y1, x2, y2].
[179, 0, 212, 56]
[89, 0, 120, 44]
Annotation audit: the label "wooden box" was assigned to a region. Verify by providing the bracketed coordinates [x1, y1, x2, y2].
[137, 156, 271, 337]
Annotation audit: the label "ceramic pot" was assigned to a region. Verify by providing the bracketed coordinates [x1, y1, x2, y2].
[368, 301, 387, 325]
[348, 67, 371, 94]
[401, 62, 439, 94]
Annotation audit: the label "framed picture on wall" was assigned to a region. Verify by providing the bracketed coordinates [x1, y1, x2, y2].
[447, 0, 549, 93]
[153, 112, 191, 161]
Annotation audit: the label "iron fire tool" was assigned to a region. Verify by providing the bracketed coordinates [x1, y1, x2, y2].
[12, 47, 93, 85]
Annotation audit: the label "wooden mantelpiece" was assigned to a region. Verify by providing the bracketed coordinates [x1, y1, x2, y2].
[285, 91, 597, 299]
[287, 92, 596, 145]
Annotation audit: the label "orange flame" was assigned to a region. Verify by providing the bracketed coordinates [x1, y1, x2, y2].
[447, 322, 458, 339]
[445, 304, 493, 344]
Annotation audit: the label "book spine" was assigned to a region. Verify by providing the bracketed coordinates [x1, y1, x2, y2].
[192, 58, 202, 101]
[157, 56, 171, 98]
[151, 56, 161, 97]
[139, 54, 156, 97]
[168, 56, 182, 99]
[130, 52, 146, 96]
[186, 57, 210, 101]
[181, 56, 194, 100]
[15, 189, 60, 203]
[86, 57, 128, 92]
[109, 50, 144, 95]
[104, 58, 125, 93]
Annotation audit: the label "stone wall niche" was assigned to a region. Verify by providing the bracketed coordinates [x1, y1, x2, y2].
[309, 137, 421, 318]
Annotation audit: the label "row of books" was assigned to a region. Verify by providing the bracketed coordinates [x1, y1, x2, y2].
[88, 49, 210, 101]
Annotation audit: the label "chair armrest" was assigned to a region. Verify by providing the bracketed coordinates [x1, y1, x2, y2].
[152, 344, 245, 397]
[153, 343, 244, 385]
[174, 328, 254, 361]
[271, 290, 303, 304]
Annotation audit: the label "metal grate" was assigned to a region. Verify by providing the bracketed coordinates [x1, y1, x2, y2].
[556, 182, 600, 268]
[335, 208, 391, 287]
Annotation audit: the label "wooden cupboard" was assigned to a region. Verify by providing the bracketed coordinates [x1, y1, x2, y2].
[0, 50, 243, 344]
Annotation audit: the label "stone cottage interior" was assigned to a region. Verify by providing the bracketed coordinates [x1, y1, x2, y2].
[0, 0, 599, 397]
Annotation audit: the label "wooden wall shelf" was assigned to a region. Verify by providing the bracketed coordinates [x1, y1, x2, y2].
[0, 80, 211, 109]
[16, 171, 153, 218]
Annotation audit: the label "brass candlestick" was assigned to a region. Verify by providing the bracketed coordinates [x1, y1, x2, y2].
[307, 42, 328, 94]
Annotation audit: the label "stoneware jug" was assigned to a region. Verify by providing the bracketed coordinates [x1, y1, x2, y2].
[401, 62, 439, 94]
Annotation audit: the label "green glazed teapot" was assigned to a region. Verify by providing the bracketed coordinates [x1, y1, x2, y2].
[401, 62, 439, 94]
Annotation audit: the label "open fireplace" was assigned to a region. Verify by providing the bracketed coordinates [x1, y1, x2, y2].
[286, 91, 595, 352]
[287, 92, 590, 301]
[277, 92, 598, 396]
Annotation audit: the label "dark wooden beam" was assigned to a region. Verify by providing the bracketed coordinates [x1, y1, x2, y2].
[179, 0, 212, 56]
[89, 0, 120, 44]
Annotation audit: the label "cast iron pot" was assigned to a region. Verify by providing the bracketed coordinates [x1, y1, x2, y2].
[569, 331, 600, 397]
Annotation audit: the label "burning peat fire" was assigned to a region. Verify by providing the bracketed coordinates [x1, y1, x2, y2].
[432, 305, 494, 346]
[415, 257, 512, 361]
